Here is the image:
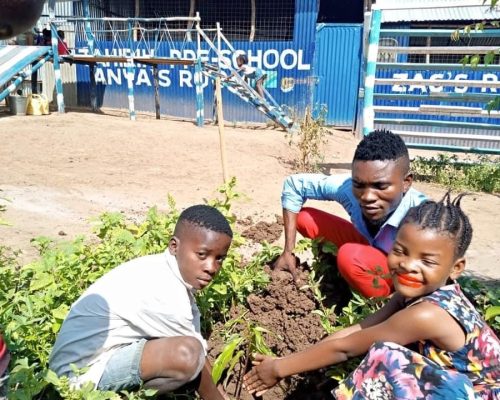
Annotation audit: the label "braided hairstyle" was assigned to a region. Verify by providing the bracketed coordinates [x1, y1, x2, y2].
[175, 204, 233, 238]
[400, 193, 473, 258]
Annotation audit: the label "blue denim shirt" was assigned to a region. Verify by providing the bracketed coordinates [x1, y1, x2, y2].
[281, 173, 427, 254]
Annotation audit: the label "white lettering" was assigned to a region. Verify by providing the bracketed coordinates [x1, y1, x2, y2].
[136, 69, 151, 86]
[481, 73, 498, 93]
[263, 49, 280, 69]
[454, 73, 468, 93]
[107, 68, 122, 85]
[392, 73, 408, 93]
[247, 50, 263, 69]
[429, 73, 444, 93]
[198, 49, 210, 63]
[280, 49, 297, 70]
[297, 49, 311, 70]
[408, 73, 427, 93]
[158, 70, 171, 87]
[95, 68, 106, 84]
[179, 70, 193, 87]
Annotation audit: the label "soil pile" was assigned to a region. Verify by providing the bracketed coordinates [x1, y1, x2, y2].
[208, 264, 338, 399]
[240, 215, 283, 244]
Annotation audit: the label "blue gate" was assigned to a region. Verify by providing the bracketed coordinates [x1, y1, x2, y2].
[313, 23, 363, 128]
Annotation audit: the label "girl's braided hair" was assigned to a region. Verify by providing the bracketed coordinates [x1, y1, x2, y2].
[400, 192, 473, 258]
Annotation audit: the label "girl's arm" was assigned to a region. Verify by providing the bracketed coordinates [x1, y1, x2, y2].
[324, 292, 406, 341]
[244, 299, 456, 396]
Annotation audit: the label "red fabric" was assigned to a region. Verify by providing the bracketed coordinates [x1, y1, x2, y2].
[0, 337, 6, 359]
[58, 40, 69, 55]
[297, 207, 393, 297]
[0, 334, 9, 377]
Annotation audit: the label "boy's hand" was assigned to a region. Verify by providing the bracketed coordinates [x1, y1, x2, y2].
[243, 354, 280, 396]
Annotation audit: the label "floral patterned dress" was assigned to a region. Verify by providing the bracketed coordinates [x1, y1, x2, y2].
[333, 284, 500, 400]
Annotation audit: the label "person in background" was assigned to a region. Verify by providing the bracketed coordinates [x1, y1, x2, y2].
[56, 30, 70, 55]
[226, 53, 266, 98]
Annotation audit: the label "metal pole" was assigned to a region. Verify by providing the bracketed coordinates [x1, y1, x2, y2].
[127, 20, 136, 121]
[195, 13, 204, 127]
[89, 63, 98, 112]
[49, 0, 65, 113]
[82, 0, 95, 54]
[195, 58, 204, 127]
[215, 77, 229, 183]
[362, 8, 381, 136]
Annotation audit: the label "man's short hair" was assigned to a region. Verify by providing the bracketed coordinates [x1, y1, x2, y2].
[353, 129, 409, 164]
[176, 205, 233, 238]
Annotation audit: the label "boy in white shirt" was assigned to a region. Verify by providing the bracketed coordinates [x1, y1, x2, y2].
[50, 205, 233, 399]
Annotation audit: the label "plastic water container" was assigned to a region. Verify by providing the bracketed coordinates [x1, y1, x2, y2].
[8, 95, 28, 115]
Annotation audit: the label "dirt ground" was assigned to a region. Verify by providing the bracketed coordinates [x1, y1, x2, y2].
[0, 108, 499, 283]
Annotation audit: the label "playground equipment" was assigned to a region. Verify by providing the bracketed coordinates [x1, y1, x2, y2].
[48, 11, 293, 130]
[0, 45, 52, 104]
[0, 0, 45, 39]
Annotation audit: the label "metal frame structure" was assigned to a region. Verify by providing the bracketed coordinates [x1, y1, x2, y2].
[45, 0, 292, 130]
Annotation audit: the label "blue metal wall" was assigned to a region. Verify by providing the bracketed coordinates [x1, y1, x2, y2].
[313, 23, 363, 127]
[75, 0, 319, 123]
[375, 68, 500, 125]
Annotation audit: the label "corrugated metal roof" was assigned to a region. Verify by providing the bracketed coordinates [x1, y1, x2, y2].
[376, 1, 500, 22]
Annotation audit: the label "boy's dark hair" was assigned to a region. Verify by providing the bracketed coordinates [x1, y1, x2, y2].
[237, 54, 248, 65]
[353, 130, 409, 171]
[176, 205, 233, 238]
[400, 192, 473, 258]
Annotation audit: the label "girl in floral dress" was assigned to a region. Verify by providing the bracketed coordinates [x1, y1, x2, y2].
[244, 194, 499, 399]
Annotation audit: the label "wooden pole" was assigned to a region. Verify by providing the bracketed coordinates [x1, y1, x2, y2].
[215, 77, 229, 183]
[153, 65, 160, 119]
[134, 0, 140, 41]
[250, 0, 256, 42]
[89, 63, 98, 112]
[187, 0, 196, 41]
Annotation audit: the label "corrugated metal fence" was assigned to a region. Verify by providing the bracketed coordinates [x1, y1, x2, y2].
[313, 23, 363, 128]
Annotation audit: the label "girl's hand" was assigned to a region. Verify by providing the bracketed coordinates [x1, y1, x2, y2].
[243, 354, 281, 396]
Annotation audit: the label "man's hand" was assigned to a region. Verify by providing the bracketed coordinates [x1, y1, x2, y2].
[273, 251, 299, 283]
[243, 354, 281, 397]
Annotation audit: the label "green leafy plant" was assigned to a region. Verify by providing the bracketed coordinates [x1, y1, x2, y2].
[459, 275, 500, 334]
[303, 269, 336, 334]
[0, 179, 255, 399]
[412, 154, 500, 193]
[212, 314, 274, 399]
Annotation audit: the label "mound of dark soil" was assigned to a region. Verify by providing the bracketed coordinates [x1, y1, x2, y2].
[208, 264, 340, 400]
[240, 215, 283, 244]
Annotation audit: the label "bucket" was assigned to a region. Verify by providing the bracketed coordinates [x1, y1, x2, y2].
[8, 95, 28, 116]
[26, 94, 49, 116]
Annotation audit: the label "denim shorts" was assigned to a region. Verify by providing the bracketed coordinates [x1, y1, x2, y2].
[97, 339, 147, 391]
[0, 372, 8, 400]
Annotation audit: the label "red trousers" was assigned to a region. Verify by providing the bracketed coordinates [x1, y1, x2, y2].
[297, 207, 393, 298]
